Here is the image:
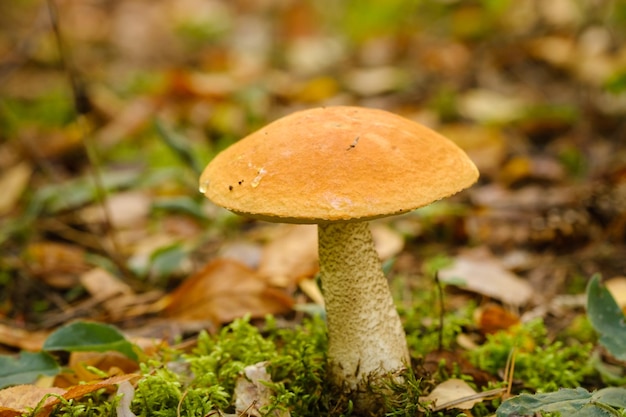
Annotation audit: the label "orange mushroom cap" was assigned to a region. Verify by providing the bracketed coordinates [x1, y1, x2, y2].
[200, 106, 479, 223]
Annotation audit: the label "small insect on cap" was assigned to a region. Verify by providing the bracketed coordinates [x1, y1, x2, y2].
[199, 106, 479, 223]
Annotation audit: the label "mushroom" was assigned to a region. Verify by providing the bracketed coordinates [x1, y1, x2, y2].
[199, 106, 479, 406]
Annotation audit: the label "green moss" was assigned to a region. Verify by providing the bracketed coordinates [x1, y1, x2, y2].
[48, 390, 118, 417]
[34, 301, 596, 416]
[468, 319, 594, 393]
[127, 316, 343, 417]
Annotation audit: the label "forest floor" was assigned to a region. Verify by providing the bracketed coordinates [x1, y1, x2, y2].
[0, 1, 625, 416]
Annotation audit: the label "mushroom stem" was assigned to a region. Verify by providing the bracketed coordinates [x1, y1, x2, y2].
[318, 221, 410, 391]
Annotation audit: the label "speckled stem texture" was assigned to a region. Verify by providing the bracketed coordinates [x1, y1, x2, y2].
[318, 222, 410, 391]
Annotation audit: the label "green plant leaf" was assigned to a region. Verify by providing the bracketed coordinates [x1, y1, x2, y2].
[154, 118, 205, 175]
[593, 387, 626, 409]
[586, 274, 626, 361]
[152, 196, 207, 219]
[0, 351, 61, 389]
[149, 242, 187, 282]
[497, 387, 626, 417]
[43, 321, 138, 361]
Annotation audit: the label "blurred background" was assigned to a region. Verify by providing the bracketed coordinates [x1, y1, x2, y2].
[0, 0, 625, 337]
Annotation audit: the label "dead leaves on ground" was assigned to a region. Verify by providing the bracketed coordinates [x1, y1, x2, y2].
[439, 246, 534, 307]
[162, 258, 294, 325]
[0, 374, 139, 417]
[234, 362, 290, 417]
[162, 223, 404, 325]
[420, 378, 506, 412]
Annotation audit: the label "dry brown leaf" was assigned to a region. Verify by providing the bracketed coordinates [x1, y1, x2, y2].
[234, 362, 290, 417]
[219, 240, 263, 269]
[163, 258, 294, 324]
[439, 247, 533, 306]
[0, 323, 49, 351]
[80, 267, 134, 301]
[419, 378, 480, 411]
[292, 76, 339, 102]
[79, 191, 151, 229]
[526, 36, 576, 69]
[258, 223, 401, 289]
[344, 66, 406, 96]
[20, 124, 84, 160]
[79, 268, 142, 318]
[0, 375, 138, 417]
[371, 223, 404, 260]
[24, 242, 90, 288]
[606, 276, 626, 310]
[458, 89, 527, 123]
[0, 323, 50, 352]
[474, 303, 520, 334]
[298, 278, 324, 306]
[0, 161, 32, 216]
[0, 385, 65, 417]
[55, 351, 140, 387]
[258, 224, 318, 287]
[95, 97, 158, 148]
[499, 155, 565, 186]
[167, 70, 239, 100]
[438, 124, 506, 178]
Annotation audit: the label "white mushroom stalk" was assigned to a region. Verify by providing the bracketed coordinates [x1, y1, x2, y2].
[318, 222, 409, 390]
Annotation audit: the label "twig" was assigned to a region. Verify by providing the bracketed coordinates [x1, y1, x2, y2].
[504, 347, 517, 396]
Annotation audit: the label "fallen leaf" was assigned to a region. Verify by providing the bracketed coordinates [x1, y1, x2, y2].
[55, 351, 140, 387]
[0, 385, 65, 417]
[258, 224, 318, 287]
[423, 351, 496, 387]
[285, 36, 345, 75]
[298, 278, 324, 306]
[80, 267, 134, 302]
[257, 223, 402, 288]
[95, 97, 157, 148]
[20, 124, 84, 161]
[292, 76, 339, 102]
[438, 124, 506, 178]
[79, 191, 151, 229]
[218, 240, 263, 269]
[0, 374, 138, 417]
[526, 35, 576, 69]
[475, 303, 520, 334]
[0, 162, 32, 216]
[0, 324, 49, 351]
[605, 276, 626, 310]
[79, 267, 143, 318]
[234, 362, 290, 417]
[344, 66, 407, 96]
[167, 70, 239, 100]
[116, 380, 138, 417]
[419, 378, 481, 411]
[439, 247, 534, 306]
[371, 223, 404, 260]
[24, 242, 90, 288]
[499, 155, 566, 186]
[458, 89, 527, 124]
[163, 258, 294, 324]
